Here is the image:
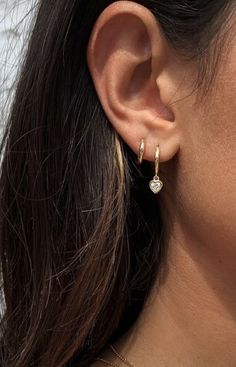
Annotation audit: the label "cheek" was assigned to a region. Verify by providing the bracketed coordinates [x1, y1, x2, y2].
[175, 68, 236, 249]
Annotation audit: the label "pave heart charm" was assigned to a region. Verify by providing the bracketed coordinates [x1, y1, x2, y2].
[149, 178, 163, 194]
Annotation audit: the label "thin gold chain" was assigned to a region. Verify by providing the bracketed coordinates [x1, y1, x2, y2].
[94, 343, 136, 367]
[94, 356, 120, 367]
[108, 344, 135, 367]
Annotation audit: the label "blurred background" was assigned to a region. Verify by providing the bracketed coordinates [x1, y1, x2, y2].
[0, 0, 35, 131]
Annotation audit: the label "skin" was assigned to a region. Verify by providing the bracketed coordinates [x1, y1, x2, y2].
[86, 1, 236, 366]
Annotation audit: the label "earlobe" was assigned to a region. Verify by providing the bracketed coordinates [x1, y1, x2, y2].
[86, 1, 181, 162]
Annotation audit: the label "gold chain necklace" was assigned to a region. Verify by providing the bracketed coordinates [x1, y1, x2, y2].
[94, 343, 136, 367]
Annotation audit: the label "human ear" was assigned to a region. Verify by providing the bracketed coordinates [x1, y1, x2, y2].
[86, 0, 181, 162]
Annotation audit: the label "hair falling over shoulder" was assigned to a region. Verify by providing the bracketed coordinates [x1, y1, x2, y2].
[0, 0, 232, 366]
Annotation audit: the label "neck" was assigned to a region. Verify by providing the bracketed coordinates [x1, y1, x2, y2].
[114, 223, 236, 367]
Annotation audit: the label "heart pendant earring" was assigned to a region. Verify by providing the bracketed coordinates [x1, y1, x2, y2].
[149, 144, 163, 194]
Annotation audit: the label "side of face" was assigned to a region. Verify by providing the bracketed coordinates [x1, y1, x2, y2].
[168, 31, 236, 253]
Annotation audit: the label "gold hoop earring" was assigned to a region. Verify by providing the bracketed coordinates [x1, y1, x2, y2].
[137, 138, 145, 164]
[149, 144, 163, 194]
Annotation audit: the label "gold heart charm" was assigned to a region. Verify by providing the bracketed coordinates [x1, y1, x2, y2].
[149, 178, 163, 194]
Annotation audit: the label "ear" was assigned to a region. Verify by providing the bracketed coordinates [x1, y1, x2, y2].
[86, 0, 181, 162]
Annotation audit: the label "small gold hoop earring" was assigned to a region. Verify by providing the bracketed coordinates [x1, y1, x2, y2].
[149, 144, 163, 194]
[137, 138, 145, 164]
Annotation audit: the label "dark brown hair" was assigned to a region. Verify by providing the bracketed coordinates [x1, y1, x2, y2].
[0, 1, 233, 366]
